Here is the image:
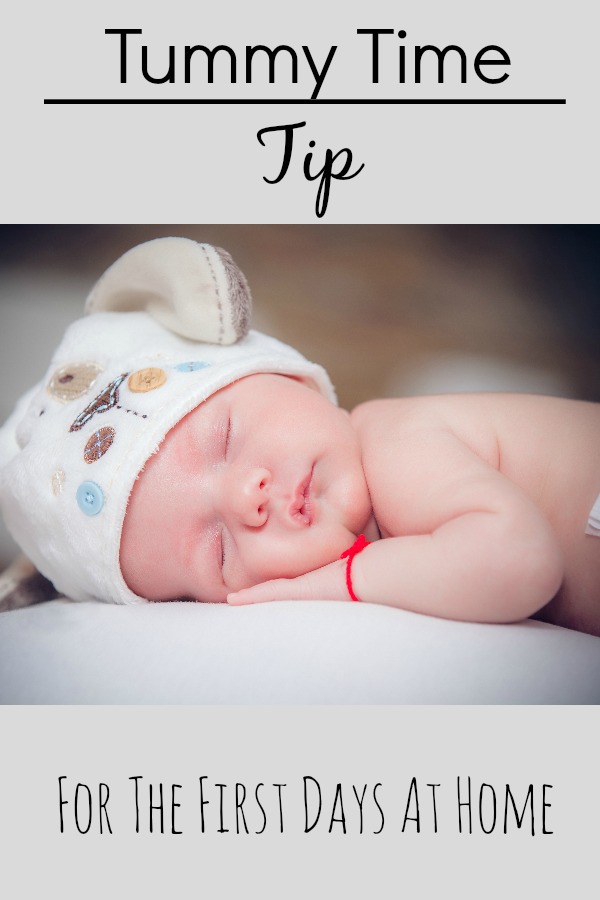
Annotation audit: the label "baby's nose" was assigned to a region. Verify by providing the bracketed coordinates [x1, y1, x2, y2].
[230, 467, 271, 527]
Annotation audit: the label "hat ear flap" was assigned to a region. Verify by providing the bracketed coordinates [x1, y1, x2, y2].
[85, 237, 251, 344]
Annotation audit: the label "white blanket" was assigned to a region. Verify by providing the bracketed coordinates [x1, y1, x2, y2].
[0, 598, 598, 704]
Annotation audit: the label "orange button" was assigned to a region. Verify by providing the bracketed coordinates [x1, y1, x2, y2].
[128, 367, 167, 393]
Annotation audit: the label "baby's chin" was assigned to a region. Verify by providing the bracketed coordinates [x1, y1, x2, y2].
[252, 527, 366, 587]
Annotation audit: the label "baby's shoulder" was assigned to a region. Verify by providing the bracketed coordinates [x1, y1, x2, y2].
[350, 394, 505, 470]
[350, 394, 471, 432]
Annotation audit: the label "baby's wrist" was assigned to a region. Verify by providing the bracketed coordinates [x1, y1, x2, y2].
[339, 535, 371, 602]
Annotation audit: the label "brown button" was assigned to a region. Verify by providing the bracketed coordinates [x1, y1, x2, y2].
[84, 426, 116, 464]
[128, 367, 167, 393]
[47, 363, 103, 402]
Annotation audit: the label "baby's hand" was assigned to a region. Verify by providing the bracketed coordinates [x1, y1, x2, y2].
[227, 558, 349, 606]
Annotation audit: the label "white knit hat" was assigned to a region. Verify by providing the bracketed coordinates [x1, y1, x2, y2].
[0, 238, 336, 605]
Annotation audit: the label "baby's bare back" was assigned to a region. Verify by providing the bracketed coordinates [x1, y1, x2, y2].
[354, 394, 600, 635]
[488, 395, 600, 634]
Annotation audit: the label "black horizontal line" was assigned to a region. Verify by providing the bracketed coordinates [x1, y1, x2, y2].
[43, 97, 566, 105]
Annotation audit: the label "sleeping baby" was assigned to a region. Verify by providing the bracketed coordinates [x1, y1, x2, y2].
[1, 238, 599, 637]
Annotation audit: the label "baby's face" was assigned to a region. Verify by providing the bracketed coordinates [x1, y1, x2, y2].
[120, 374, 374, 602]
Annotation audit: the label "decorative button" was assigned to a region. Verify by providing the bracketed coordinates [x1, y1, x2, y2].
[84, 426, 116, 463]
[48, 363, 103, 402]
[175, 360, 210, 372]
[76, 481, 104, 516]
[51, 470, 66, 496]
[128, 367, 167, 393]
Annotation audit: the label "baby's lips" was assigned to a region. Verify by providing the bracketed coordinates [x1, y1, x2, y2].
[287, 467, 314, 526]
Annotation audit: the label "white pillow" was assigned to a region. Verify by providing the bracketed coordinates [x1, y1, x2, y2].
[0, 598, 598, 704]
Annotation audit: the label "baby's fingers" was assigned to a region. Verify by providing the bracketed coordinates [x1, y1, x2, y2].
[227, 560, 348, 606]
[227, 578, 299, 606]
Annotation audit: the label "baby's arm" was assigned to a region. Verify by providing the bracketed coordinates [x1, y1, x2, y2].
[229, 400, 564, 624]
[345, 401, 565, 623]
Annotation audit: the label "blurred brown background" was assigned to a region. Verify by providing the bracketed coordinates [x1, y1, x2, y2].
[0, 224, 598, 564]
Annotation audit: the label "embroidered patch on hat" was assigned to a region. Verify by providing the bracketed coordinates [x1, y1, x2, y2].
[128, 367, 167, 393]
[69, 374, 128, 432]
[48, 363, 103, 402]
[84, 426, 116, 463]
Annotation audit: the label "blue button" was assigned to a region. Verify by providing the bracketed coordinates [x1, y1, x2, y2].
[76, 481, 104, 516]
[175, 360, 210, 372]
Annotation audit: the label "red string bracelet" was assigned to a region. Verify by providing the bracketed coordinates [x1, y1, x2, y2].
[340, 534, 371, 602]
